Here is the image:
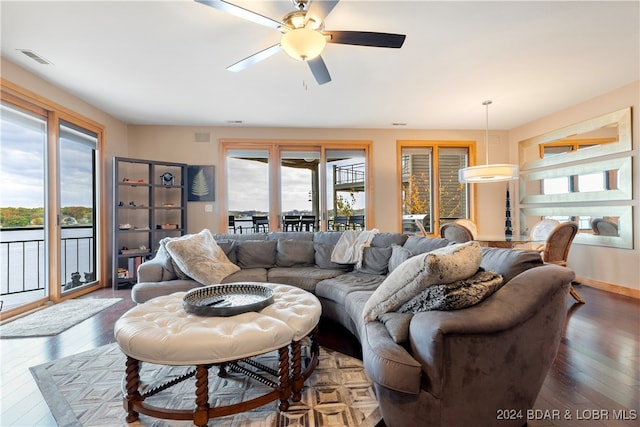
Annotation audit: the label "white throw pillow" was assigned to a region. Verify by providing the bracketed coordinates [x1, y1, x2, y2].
[362, 241, 482, 322]
[165, 229, 240, 285]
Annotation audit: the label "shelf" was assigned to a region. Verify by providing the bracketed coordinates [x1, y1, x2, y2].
[113, 156, 187, 290]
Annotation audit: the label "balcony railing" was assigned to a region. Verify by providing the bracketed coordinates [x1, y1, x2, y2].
[1, 226, 94, 298]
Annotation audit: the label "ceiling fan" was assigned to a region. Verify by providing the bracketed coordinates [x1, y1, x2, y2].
[195, 0, 406, 85]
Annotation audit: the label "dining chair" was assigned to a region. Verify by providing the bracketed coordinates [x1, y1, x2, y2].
[282, 215, 300, 231]
[440, 222, 474, 243]
[453, 218, 478, 239]
[591, 218, 618, 236]
[252, 215, 269, 233]
[228, 215, 242, 234]
[348, 215, 365, 230]
[332, 216, 349, 231]
[523, 218, 560, 251]
[300, 215, 316, 232]
[542, 222, 585, 304]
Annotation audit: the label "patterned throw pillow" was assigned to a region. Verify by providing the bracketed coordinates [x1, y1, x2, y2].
[165, 229, 240, 285]
[398, 269, 504, 313]
[362, 241, 482, 322]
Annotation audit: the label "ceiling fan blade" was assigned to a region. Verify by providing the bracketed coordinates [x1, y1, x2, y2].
[305, 0, 340, 24]
[195, 0, 283, 29]
[307, 56, 331, 85]
[324, 31, 406, 48]
[227, 44, 282, 72]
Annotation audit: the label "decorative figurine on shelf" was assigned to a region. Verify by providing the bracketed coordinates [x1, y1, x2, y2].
[160, 171, 174, 187]
[505, 185, 513, 239]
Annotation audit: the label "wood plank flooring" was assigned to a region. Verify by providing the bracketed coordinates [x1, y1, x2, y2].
[0, 283, 638, 427]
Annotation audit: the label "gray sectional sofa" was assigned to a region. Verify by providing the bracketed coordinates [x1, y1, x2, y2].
[132, 230, 575, 427]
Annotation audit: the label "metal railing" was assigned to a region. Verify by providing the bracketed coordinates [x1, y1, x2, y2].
[335, 163, 365, 186]
[1, 227, 94, 297]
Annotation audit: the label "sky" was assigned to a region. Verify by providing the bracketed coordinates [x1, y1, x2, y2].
[1, 110, 95, 208]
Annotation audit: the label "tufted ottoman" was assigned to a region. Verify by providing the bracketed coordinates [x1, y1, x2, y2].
[114, 282, 322, 427]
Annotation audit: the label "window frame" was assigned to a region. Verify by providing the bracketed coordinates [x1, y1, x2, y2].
[397, 140, 476, 236]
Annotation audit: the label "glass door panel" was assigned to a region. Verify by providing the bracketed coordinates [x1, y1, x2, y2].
[438, 147, 469, 221]
[227, 149, 270, 234]
[0, 103, 48, 310]
[325, 149, 366, 231]
[401, 146, 433, 234]
[59, 121, 98, 294]
[280, 150, 320, 231]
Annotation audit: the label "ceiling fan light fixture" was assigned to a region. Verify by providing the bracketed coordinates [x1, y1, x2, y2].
[281, 28, 326, 61]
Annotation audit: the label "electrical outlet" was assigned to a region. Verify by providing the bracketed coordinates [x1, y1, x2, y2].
[204, 204, 213, 212]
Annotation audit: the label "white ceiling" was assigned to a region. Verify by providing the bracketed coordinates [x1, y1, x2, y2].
[1, 0, 638, 130]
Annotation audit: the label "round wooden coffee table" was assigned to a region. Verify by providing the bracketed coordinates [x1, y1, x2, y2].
[114, 282, 321, 427]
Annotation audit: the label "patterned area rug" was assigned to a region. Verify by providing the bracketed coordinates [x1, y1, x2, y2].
[0, 298, 122, 338]
[30, 343, 381, 427]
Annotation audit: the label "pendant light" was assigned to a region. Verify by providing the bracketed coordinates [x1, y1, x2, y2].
[458, 101, 519, 183]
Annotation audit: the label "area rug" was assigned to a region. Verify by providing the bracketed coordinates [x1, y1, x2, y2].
[30, 342, 381, 427]
[0, 298, 122, 338]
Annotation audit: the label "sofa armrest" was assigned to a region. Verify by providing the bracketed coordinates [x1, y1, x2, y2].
[408, 263, 574, 399]
[137, 252, 176, 283]
[362, 320, 423, 394]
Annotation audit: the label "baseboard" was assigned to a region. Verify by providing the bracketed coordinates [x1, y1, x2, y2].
[575, 276, 640, 299]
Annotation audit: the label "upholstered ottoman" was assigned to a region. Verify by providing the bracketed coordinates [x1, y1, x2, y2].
[114, 282, 322, 427]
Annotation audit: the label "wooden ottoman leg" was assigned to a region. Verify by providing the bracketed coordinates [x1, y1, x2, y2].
[290, 340, 303, 402]
[193, 364, 210, 427]
[278, 346, 290, 411]
[123, 356, 141, 423]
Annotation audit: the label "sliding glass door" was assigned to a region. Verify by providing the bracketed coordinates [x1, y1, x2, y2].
[0, 102, 48, 310]
[1, 94, 103, 315]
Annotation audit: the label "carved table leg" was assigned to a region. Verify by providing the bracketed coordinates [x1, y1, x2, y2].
[124, 356, 141, 423]
[193, 364, 210, 427]
[278, 346, 290, 411]
[290, 340, 303, 402]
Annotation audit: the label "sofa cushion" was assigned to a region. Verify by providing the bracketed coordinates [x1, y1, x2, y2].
[398, 268, 504, 313]
[388, 244, 413, 273]
[164, 229, 240, 286]
[314, 243, 353, 270]
[480, 247, 543, 284]
[236, 240, 277, 268]
[267, 267, 346, 293]
[276, 239, 315, 267]
[155, 237, 178, 281]
[378, 312, 414, 344]
[362, 241, 482, 321]
[356, 246, 393, 275]
[402, 235, 451, 255]
[221, 267, 268, 283]
[370, 232, 408, 247]
[315, 271, 386, 305]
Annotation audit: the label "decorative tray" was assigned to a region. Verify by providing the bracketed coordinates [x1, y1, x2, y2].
[183, 283, 274, 317]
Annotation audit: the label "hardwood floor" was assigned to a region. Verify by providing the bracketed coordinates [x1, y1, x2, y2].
[0, 283, 637, 426]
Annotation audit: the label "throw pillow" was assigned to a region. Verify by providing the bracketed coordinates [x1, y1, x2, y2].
[356, 246, 393, 275]
[398, 269, 504, 313]
[314, 243, 352, 270]
[362, 241, 482, 322]
[388, 244, 413, 273]
[378, 312, 414, 344]
[164, 229, 240, 285]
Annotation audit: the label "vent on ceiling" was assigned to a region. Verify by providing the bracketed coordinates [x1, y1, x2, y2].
[194, 132, 211, 143]
[18, 49, 52, 65]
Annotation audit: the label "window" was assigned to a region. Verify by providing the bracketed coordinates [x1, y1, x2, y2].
[221, 140, 370, 232]
[1, 83, 104, 315]
[399, 141, 473, 235]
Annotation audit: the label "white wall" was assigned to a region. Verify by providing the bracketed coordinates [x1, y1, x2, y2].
[509, 81, 639, 293]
